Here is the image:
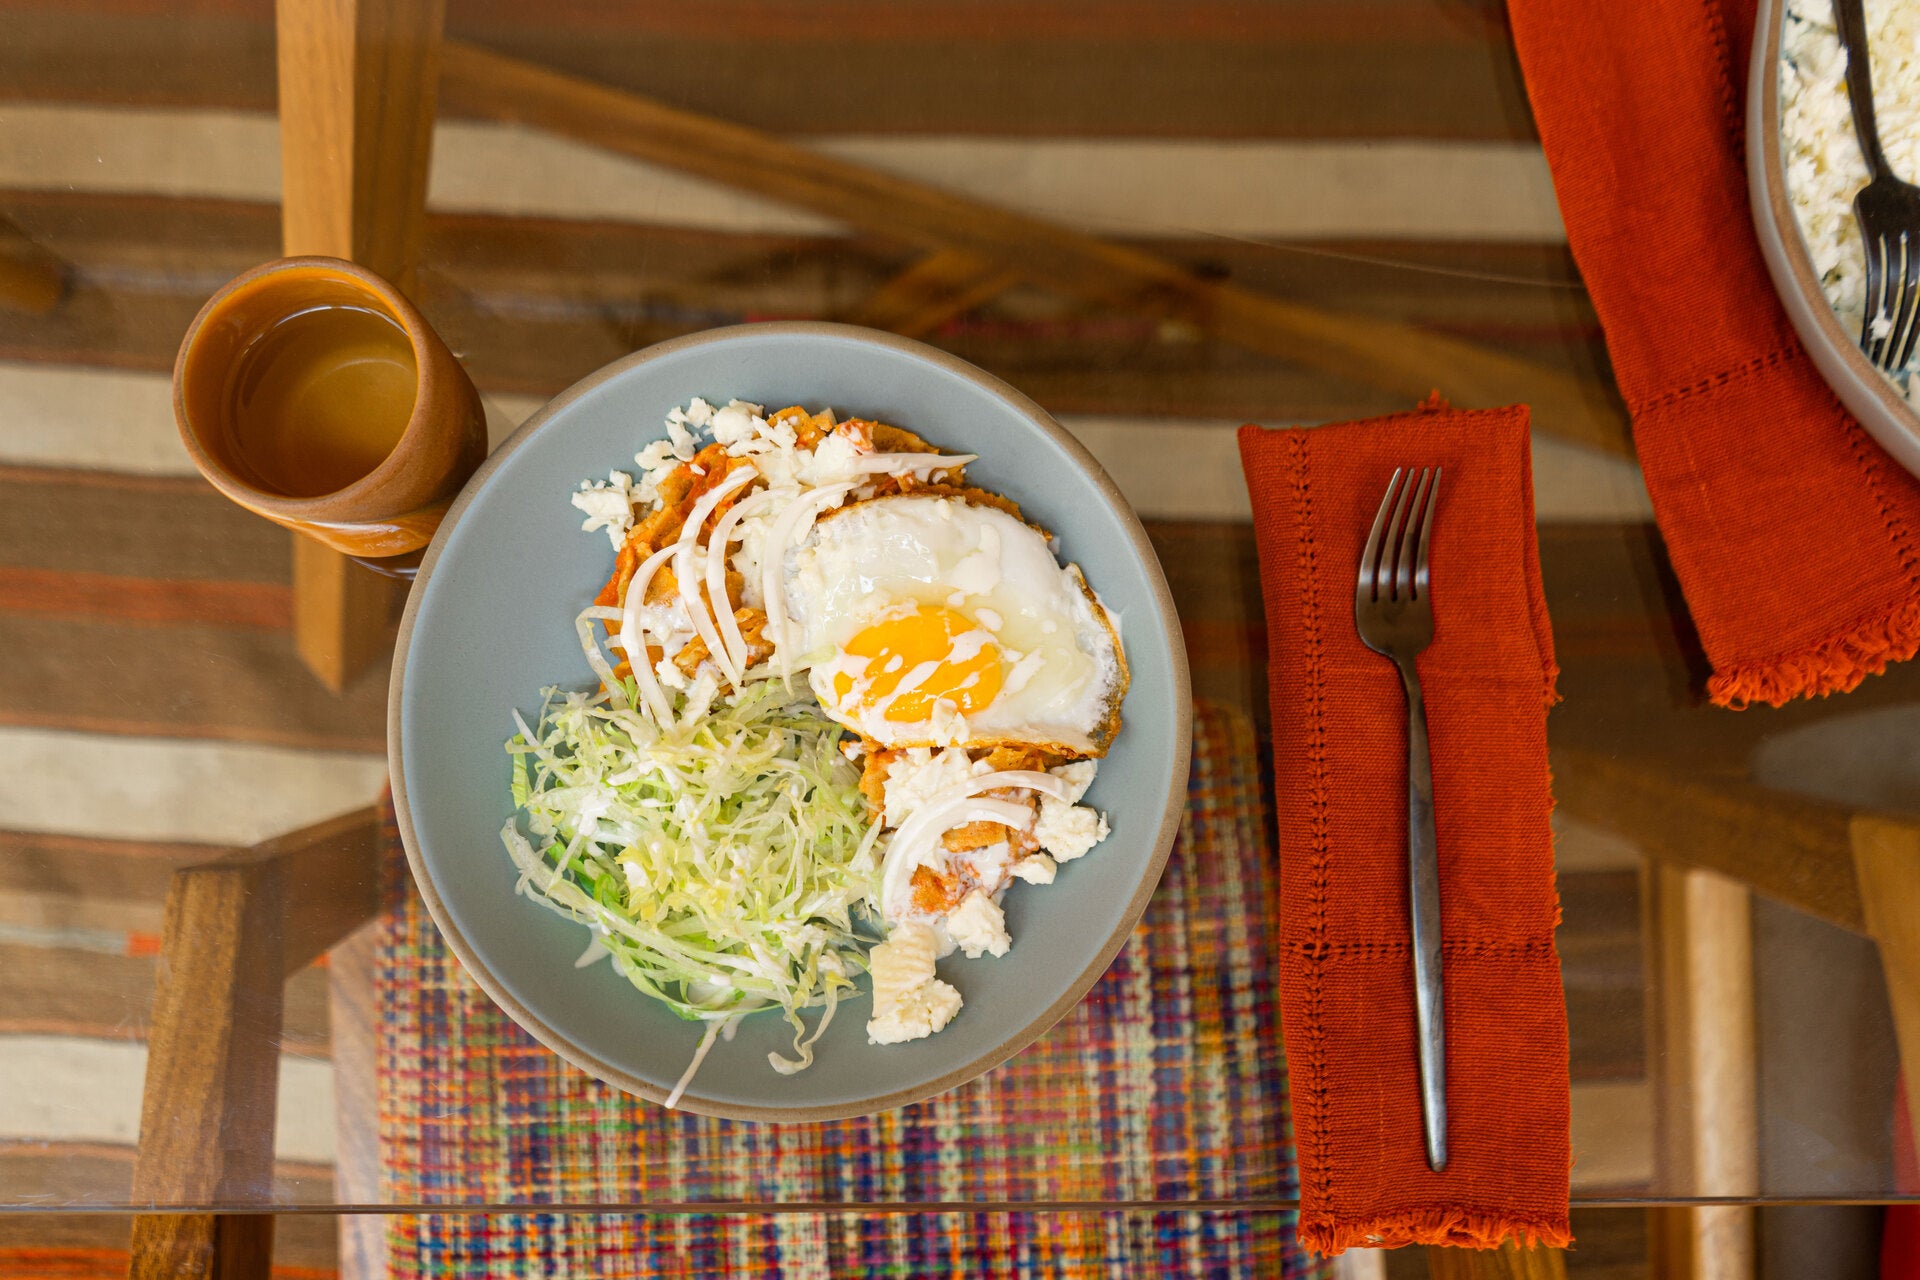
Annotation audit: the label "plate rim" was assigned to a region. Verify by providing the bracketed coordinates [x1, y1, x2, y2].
[1748, 0, 1920, 479]
[386, 320, 1194, 1122]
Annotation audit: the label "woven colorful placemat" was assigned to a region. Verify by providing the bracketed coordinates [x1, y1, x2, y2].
[376, 698, 1326, 1278]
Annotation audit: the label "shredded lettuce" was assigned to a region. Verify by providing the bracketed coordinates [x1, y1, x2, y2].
[503, 676, 883, 1088]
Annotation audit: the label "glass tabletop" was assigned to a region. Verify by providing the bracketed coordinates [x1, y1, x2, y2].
[0, 0, 1913, 1237]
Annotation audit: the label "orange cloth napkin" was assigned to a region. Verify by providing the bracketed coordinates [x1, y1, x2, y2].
[1238, 404, 1570, 1255]
[1511, 0, 1920, 708]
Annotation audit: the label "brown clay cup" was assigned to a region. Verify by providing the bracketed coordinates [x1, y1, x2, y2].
[174, 256, 488, 570]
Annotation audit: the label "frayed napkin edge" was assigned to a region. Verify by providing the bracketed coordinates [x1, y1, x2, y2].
[1708, 592, 1920, 709]
[1300, 1206, 1572, 1257]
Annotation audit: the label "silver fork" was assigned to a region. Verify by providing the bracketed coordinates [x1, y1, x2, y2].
[1836, 0, 1920, 373]
[1353, 467, 1446, 1172]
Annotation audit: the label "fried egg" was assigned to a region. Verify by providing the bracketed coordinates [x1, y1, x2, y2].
[783, 494, 1126, 754]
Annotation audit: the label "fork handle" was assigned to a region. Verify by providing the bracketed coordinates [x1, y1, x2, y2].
[1835, 0, 1892, 180]
[1396, 655, 1448, 1172]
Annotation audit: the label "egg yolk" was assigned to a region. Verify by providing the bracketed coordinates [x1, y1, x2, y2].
[832, 605, 1002, 723]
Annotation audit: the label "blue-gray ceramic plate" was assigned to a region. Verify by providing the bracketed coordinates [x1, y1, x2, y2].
[389, 323, 1191, 1120]
[1750, 0, 1920, 478]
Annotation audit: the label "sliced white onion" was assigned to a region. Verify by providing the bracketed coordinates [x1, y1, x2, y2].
[876, 770, 1076, 921]
[703, 486, 783, 679]
[848, 451, 976, 476]
[759, 481, 857, 685]
[672, 465, 759, 686]
[575, 609, 627, 710]
[619, 543, 681, 725]
[664, 1013, 737, 1110]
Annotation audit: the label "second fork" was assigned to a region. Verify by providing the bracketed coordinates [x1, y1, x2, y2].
[1353, 466, 1447, 1172]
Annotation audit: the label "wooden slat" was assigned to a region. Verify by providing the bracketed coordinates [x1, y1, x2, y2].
[0, 188, 1600, 445]
[0, 1, 1535, 141]
[844, 248, 1023, 338]
[276, 0, 445, 692]
[435, 41, 1630, 456]
[235, 806, 383, 976]
[1550, 748, 1865, 934]
[0, 188, 1600, 416]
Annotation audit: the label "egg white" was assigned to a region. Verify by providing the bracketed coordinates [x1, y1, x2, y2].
[782, 494, 1125, 754]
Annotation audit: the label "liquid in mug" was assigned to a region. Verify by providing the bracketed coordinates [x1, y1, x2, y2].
[223, 304, 417, 498]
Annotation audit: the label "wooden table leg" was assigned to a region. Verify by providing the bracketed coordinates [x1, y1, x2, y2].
[1644, 865, 1759, 1280]
[128, 808, 383, 1280]
[276, 0, 447, 691]
[1850, 816, 1920, 1151]
[289, 537, 395, 693]
[128, 860, 286, 1280]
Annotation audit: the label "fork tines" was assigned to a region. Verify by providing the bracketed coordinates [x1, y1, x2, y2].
[1357, 466, 1441, 607]
[1863, 229, 1920, 373]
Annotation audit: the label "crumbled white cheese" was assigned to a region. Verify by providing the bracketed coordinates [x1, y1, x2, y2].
[798, 431, 862, 486]
[758, 410, 800, 449]
[1049, 760, 1097, 805]
[667, 397, 718, 430]
[632, 439, 684, 505]
[868, 977, 962, 1045]
[664, 417, 698, 461]
[946, 890, 1011, 959]
[1033, 796, 1109, 862]
[882, 747, 977, 826]
[709, 399, 765, 446]
[866, 921, 963, 1045]
[1009, 854, 1057, 885]
[571, 471, 636, 548]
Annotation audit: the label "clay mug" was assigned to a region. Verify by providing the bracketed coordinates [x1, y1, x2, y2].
[173, 256, 487, 575]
